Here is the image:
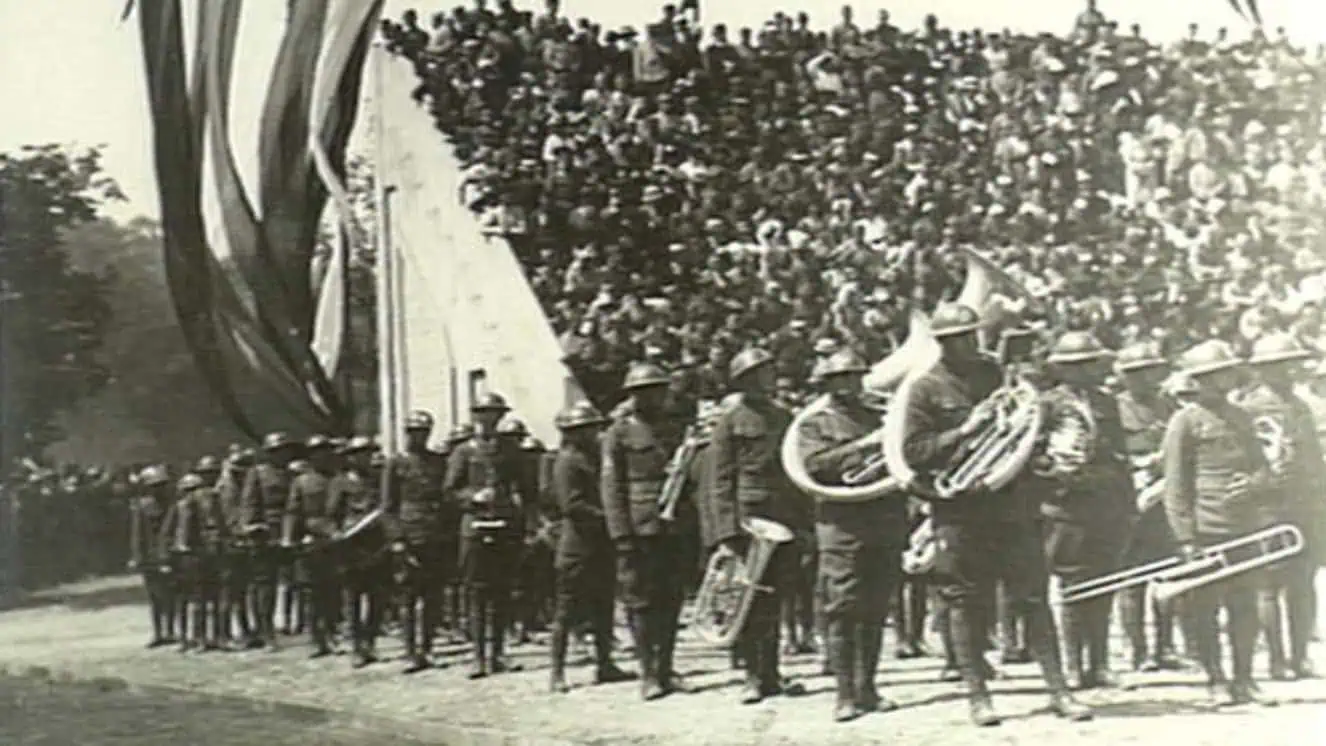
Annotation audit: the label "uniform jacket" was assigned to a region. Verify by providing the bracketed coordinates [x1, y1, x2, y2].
[1162, 399, 1269, 542]
[1038, 383, 1134, 523]
[174, 489, 229, 554]
[282, 470, 334, 544]
[706, 394, 799, 545]
[797, 395, 906, 549]
[1238, 384, 1325, 522]
[387, 450, 447, 543]
[444, 434, 524, 542]
[1117, 390, 1171, 461]
[552, 442, 610, 563]
[600, 402, 685, 542]
[129, 494, 174, 565]
[239, 463, 290, 531]
[327, 470, 380, 532]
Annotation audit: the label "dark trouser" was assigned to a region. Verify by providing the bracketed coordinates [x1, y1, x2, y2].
[935, 516, 1069, 702]
[617, 534, 689, 688]
[517, 538, 555, 640]
[280, 559, 301, 634]
[1045, 516, 1127, 681]
[1118, 507, 1182, 667]
[142, 566, 176, 642]
[1258, 521, 1316, 674]
[399, 540, 438, 661]
[783, 539, 817, 649]
[818, 529, 902, 709]
[221, 548, 253, 645]
[249, 547, 282, 646]
[737, 540, 794, 694]
[552, 548, 617, 676]
[462, 533, 517, 675]
[303, 547, 339, 653]
[179, 553, 224, 650]
[1188, 532, 1260, 685]
[342, 558, 387, 658]
[898, 576, 928, 648]
[997, 580, 1027, 657]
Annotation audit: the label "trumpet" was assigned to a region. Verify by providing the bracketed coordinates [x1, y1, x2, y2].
[1059, 523, 1304, 605]
[690, 517, 794, 647]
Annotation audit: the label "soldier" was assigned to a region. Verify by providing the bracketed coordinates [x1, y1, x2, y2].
[238, 432, 304, 649]
[171, 473, 228, 652]
[128, 465, 178, 648]
[794, 348, 908, 721]
[498, 416, 542, 645]
[602, 362, 694, 701]
[1038, 332, 1135, 690]
[899, 304, 1091, 727]
[519, 433, 557, 643]
[1240, 333, 1322, 680]
[216, 448, 256, 649]
[446, 393, 525, 679]
[389, 410, 449, 674]
[283, 435, 339, 658]
[328, 437, 389, 668]
[708, 348, 808, 706]
[1114, 340, 1185, 672]
[1162, 340, 1276, 706]
[441, 422, 475, 640]
[548, 401, 635, 693]
[690, 401, 742, 671]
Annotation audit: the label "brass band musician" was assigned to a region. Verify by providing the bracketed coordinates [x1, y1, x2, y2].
[1161, 340, 1275, 706]
[794, 348, 908, 722]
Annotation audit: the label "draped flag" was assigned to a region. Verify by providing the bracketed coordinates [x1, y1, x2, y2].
[131, 0, 381, 438]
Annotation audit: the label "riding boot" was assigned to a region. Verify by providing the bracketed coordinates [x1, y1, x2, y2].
[549, 620, 570, 693]
[1085, 600, 1117, 687]
[1258, 587, 1289, 679]
[829, 619, 858, 722]
[950, 602, 999, 726]
[1027, 603, 1093, 721]
[856, 621, 893, 712]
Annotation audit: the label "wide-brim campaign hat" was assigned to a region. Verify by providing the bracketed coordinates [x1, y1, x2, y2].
[1247, 332, 1313, 366]
[1178, 340, 1243, 378]
[1046, 331, 1112, 365]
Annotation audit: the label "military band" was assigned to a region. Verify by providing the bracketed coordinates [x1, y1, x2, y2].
[120, 318, 1323, 726]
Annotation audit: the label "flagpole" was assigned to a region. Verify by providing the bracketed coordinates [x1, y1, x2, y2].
[372, 41, 399, 505]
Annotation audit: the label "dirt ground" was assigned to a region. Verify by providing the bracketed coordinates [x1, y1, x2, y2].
[0, 576, 1322, 745]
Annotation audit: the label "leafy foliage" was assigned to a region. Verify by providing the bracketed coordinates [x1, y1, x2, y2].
[0, 146, 123, 464]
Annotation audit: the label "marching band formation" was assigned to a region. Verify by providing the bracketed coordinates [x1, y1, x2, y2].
[126, 252, 1322, 728]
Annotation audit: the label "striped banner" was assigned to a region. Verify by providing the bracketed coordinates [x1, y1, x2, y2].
[131, 0, 381, 438]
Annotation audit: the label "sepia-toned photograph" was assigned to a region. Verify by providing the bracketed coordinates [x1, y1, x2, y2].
[0, 0, 1323, 743]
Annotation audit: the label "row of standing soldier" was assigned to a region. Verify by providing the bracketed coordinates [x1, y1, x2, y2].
[125, 304, 1323, 727]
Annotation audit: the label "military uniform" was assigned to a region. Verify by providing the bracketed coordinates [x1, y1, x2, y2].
[796, 349, 908, 719]
[601, 365, 693, 701]
[445, 416, 524, 678]
[238, 459, 292, 647]
[708, 349, 805, 705]
[328, 459, 388, 667]
[129, 468, 178, 647]
[1037, 334, 1135, 689]
[1162, 340, 1272, 704]
[173, 475, 229, 652]
[214, 453, 255, 648]
[898, 304, 1088, 727]
[283, 462, 337, 656]
[387, 447, 448, 670]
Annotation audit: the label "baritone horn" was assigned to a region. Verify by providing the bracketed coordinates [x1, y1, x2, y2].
[690, 517, 795, 647]
[1059, 523, 1304, 605]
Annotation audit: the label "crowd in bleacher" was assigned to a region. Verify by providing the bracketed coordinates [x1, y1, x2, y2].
[381, 0, 1326, 411]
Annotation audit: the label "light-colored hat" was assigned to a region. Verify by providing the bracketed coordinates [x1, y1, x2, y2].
[1177, 340, 1243, 378]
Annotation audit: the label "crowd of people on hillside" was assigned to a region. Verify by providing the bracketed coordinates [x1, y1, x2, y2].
[382, 0, 1326, 409]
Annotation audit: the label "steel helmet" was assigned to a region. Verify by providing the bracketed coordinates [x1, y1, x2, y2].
[555, 401, 607, 431]
[406, 410, 435, 431]
[339, 435, 374, 455]
[262, 431, 295, 451]
[448, 422, 475, 444]
[176, 473, 206, 493]
[729, 347, 774, 381]
[139, 465, 169, 487]
[498, 417, 528, 437]
[305, 434, 334, 451]
[1114, 340, 1167, 373]
[622, 362, 671, 390]
[930, 303, 983, 338]
[521, 436, 546, 452]
[471, 392, 510, 413]
[1248, 332, 1312, 367]
[1177, 340, 1243, 378]
[1046, 331, 1112, 366]
[820, 348, 869, 378]
[193, 455, 222, 476]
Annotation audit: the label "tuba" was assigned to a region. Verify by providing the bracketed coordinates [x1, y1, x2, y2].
[782, 248, 1028, 503]
[880, 249, 1042, 499]
[690, 516, 795, 647]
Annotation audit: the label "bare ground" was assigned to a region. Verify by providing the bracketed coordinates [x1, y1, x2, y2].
[0, 576, 1323, 745]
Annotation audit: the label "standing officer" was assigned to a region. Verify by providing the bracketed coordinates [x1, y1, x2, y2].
[794, 348, 907, 721]
[708, 348, 808, 706]
[1240, 332, 1322, 680]
[446, 393, 525, 679]
[1162, 340, 1276, 706]
[129, 465, 178, 648]
[173, 472, 229, 652]
[283, 435, 339, 658]
[441, 422, 475, 641]
[1038, 331, 1135, 690]
[601, 362, 692, 701]
[1114, 340, 1185, 673]
[498, 416, 543, 644]
[328, 437, 388, 668]
[389, 410, 448, 673]
[216, 449, 255, 649]
[548, 401, 635, 692]
[898, 304, 1091, 726]
[239, 432, 303, 649]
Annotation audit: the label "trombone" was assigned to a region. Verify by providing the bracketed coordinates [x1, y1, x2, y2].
[1059, 524, 1304, 606]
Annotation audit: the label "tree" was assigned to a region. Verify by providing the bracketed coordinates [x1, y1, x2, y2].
[0, 145, 122, 466]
